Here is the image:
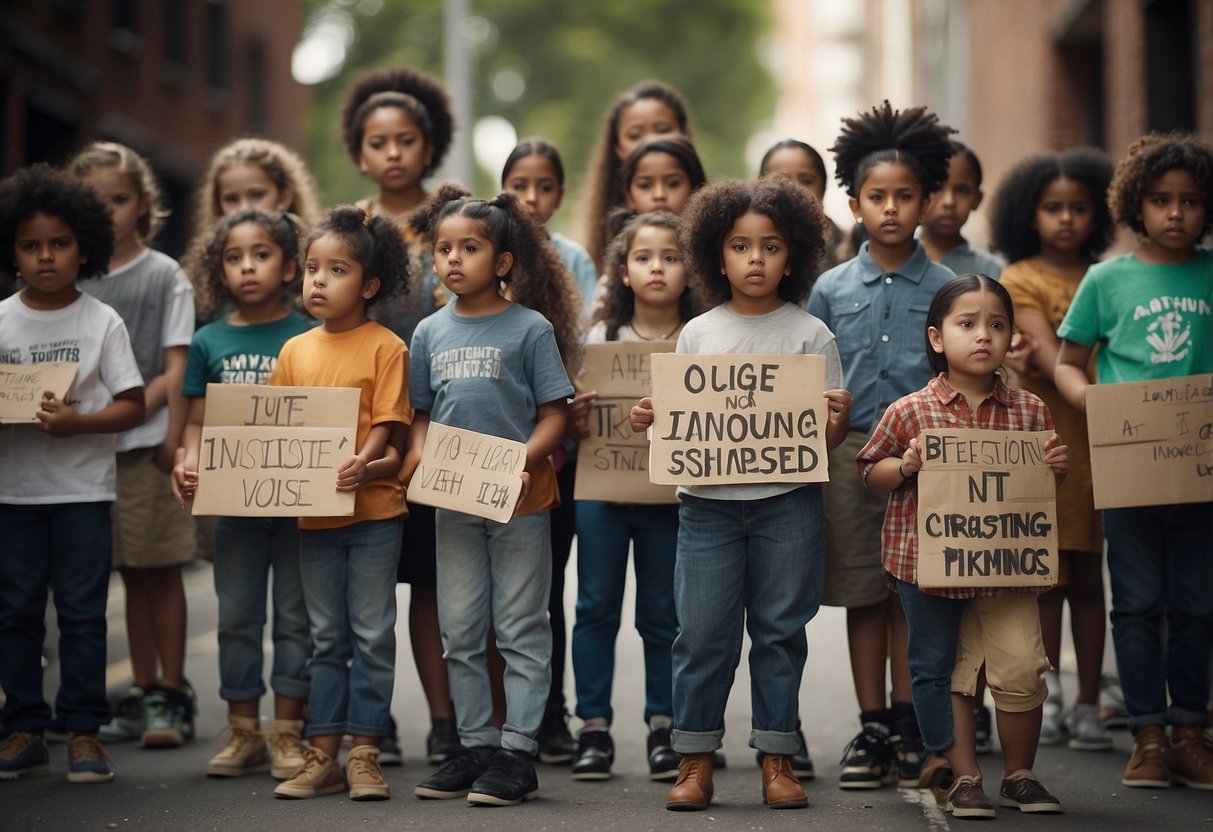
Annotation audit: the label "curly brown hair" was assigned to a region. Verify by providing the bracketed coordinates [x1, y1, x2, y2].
[305, 206, 410, 310]
[681, 178, 829, 308]
[1108, 131, 1213, 238]
[830, 100, 955, 197]
[340, 66, 454, 172]
[192, 209, 304, 320]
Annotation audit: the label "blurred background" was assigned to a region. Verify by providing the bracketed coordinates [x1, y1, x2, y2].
[3, 0, 1211, 257]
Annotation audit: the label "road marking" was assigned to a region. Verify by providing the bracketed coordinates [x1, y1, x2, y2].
[902, 784, 950, 830]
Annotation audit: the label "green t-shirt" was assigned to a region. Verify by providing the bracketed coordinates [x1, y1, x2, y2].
[182, 310, 315, 396]
[1058, 249, 1213, 383]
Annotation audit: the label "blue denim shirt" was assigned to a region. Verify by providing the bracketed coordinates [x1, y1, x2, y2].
[807, 241, 955, 433]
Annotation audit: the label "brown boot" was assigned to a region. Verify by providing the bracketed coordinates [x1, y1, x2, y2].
[1122, 724, 1169, 788]
[762, 754, 808, 809]
[1166, 725, 1213, 790]
[666, 752, 714, 811]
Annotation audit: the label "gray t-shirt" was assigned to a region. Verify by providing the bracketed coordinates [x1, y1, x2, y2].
[675, 302, 843, 502]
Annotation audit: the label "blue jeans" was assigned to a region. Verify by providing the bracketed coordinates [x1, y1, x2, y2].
[1104, 502, 1213, 733]
[0, 502, 111, 735]
[436, 509, 552, 755]
[572, 501, 678, 726]
[897, 580, 968, 753]
[671, 486, 825, 755]
[297, 517, 402, 738]
[213, 516, 310, 703]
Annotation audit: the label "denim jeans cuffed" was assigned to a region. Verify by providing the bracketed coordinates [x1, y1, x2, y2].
[896, 579, 966, 754]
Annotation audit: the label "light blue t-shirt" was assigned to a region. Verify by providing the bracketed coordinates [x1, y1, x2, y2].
[940, 239, 1004, 280]
[551, 232, 598, 313]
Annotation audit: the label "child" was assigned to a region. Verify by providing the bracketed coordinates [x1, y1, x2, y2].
[920, 141, 1005, 278]
[991, 147, 1115, 752]
[69, 142, 199, 749]
[580, 80, 693, 272]
[171, 209, 314, 780]
[1055, 131, 1213, 790]
[807, 101, 956, 789]
[269, 207, 411, 801]
[759, 138, 848, 272]
[0, 164, 144, 783]
[630, 178, 852, 811]
[569, 211, 702, 782]
[858, 274, 1069, 817]
[407, 185, 578, 807]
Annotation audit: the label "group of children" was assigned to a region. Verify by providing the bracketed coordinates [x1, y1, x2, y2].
[0, 67, 1210, 820]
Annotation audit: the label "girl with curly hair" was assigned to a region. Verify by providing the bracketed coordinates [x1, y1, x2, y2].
[630, 178, 851, 811]
[807, 101, 957, 792]
[991, 147, 1115, 754]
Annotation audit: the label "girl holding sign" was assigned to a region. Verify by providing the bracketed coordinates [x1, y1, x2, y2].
[630, 178, 851, 811]
[858, 274, 1070, 818]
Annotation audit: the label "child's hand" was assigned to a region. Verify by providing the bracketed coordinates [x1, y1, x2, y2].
[337, 455, 369, 491]
[171, 447, 199, 509]
[36, 392, 80, 438]
[900, 436, 923, 477]
[1004, 329, 1035, 377]
[824, 388, 852, 422]
[568, 391, 599, 440]
[1044, 433, 1069, 479]
[513, 470, 532, 517]
[630, 397, 654, 434]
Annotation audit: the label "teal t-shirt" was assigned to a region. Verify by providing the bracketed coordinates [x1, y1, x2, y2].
[182, 310, 315, 395]
[1057, 249, 1213, 383]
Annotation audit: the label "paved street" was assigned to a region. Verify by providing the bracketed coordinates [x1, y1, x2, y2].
[8, 551, 1213, 830]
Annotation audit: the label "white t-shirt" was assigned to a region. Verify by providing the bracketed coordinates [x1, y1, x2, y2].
[0, 290, 144, 504]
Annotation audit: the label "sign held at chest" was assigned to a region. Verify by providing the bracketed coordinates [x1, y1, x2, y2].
[408, 422, 527, 523]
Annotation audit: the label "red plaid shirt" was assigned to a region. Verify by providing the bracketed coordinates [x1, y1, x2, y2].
[856, 374, 1055, 599]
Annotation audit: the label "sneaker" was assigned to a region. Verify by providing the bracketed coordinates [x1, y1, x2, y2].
[1098, 674, 1129, 728]
[571, 730, 614, 780]
[1065, 704, 1113, 751]
[66, 734, 114, 784]
[1166, 724, 1213, 790]
[1122, 724, 1170, 788]
[0, 731, 49, 779]
[273, 746, 345, 798]
[140, 686, 193, 748]
[415, 747, 494, 799]
[536, 708, 575, 764]
[267, 718, 306, 780]
[206, 715, 269, 777]
[1039, 699, 1064, 745]
[891, 724, 925, 787]
[838, 725, 895, 789]
[468, 748, 539, 806]
[98, 687, 145, 742]
[973, 705, 993, 755]
[347, 744, 390, 800]
[378, 716, 403, 766]
[916, 752, 954, 801]
[755, 724, 815, 780]
[426, 717, 460, 765]
[998, 768, 1062, 813]
[943, 774, 995, 819]
[648, 727, 679, 781]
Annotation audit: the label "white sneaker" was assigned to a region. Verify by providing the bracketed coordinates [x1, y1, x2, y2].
[1040, 671, 1064, 745]
[206, 716, 269, 777]
[1065, 704, 1113, 751]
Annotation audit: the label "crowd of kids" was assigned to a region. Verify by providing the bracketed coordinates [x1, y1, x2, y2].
[0, 66, 1210, 820]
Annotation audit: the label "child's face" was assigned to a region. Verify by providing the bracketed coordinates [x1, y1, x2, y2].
[217, 164, 292, 216]
[626, 152, 691, 216]
[358, 105, 434, 193]
[81, 167, 146, 251]
[222, 221, 294, 311]
[432, 215, 511, 304]
[624, 225, 686, 310]
[13, 212, 85, 308]
[848, 161, 927, 251]
[503, 154, 564, 225]
[928, 288, 1011, 380]
[720, 210, 789, 312]
[1139, 168, 1206, 256]
[762, 147, 825, 203]
[923, 155, 982, 240]
[303, 233, 377, 331]
[616, 98, 679, 160]
[1032, 176, 1093, 258]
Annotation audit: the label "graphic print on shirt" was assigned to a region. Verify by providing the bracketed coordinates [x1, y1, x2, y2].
[1134, 295, 1212, 364]
[221, 352, 278, 384]
[431, 345, 503, 381]
[1, 338, 81, 364]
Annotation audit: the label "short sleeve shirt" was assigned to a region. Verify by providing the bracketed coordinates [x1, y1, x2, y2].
[183, 311, 314, 395]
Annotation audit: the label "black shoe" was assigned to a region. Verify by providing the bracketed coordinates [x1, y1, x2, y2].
[379, 716, 403, 766]
[536, 708, 575, 764]
[891, 723, 925, 787]
[647, 727, 679, 781]
[426, 717, 460, 765]
[838, 725, 895, 789]
[572, 730, 614, 780]
[468, 749, 539, 806]
[414, 747, 493, 799]
[756, 725, 815, 780]
[973, 705, 992, 755]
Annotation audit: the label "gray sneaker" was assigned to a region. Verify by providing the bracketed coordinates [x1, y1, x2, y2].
[1065, 704, 1113, 751]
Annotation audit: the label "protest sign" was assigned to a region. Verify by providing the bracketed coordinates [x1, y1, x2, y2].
[0, 362, 77, 423]
[407, 422, 527, 523]
[193, 384, 358, 517]
[1085, 374, 1213, 509]
[916, 428, 1058, 589]
[648, 353, 828, 486]
[574, 341, 677, 503]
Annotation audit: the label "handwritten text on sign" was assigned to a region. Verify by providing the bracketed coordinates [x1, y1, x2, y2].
[648, 353, 828, 486]
[1085, 374, 1213, 509]
[193, 384, 358, 517]
[575, 341, 677, 503]
[916, 429, 1058, 588]
[0, 362, 78, 423]
[408, 422, 526, 523]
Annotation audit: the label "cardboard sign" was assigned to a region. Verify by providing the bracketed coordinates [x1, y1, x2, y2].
[407, 422, 527, 523]
[1085, 374, 1213, 509]
[916, 429, 1058, 588]
[193, 384, 359, 517]
[0, 362, 78, 423]
[574, 341, 677, 503]
[648, 353, 829, 486]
